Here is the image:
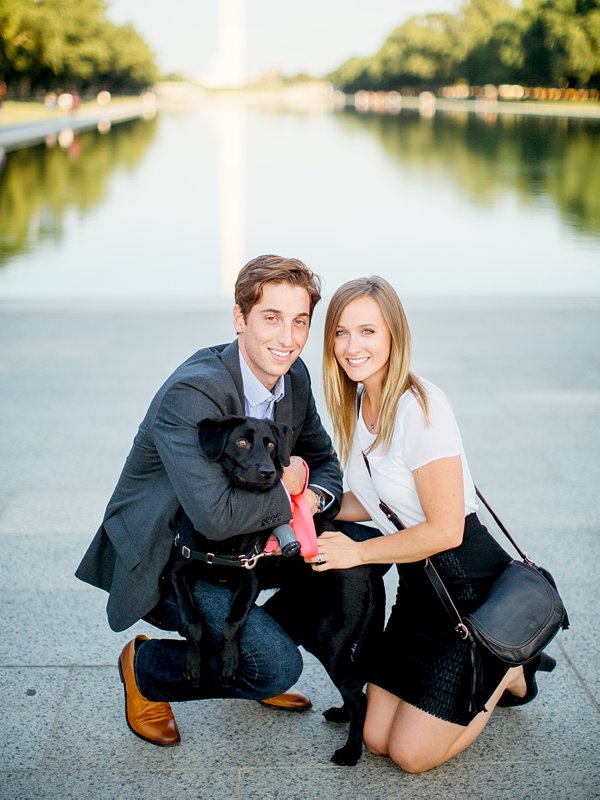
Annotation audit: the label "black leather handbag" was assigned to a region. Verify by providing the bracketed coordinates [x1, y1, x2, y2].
[424, 487, 568, 662]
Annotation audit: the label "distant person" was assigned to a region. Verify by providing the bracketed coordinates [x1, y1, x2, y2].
[0, 81, 6, 120]
[310, 276, 556, 772]
[44, 91, 57, 111]
[76, 255, 342, 746]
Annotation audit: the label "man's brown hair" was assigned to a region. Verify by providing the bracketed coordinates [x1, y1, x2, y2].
[234, 255, 322, 319]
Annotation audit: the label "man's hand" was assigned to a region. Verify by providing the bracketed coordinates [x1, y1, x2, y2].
[282, 455, 308, 496]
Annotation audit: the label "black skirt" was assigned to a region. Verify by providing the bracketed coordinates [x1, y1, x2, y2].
[368, 513, 513, 726]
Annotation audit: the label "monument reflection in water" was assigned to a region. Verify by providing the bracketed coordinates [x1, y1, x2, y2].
[0, 94, 598, 300]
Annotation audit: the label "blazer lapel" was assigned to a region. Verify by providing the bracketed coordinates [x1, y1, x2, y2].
[274, 373, 293, 424]
[219, 340, 245, 411]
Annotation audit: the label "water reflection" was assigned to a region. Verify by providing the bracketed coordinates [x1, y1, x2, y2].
[337, 109, 600, 238]
[0, 117, 158, 264]
[0, 97, 598, 300]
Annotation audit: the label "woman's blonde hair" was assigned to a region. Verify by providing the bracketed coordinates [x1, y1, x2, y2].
[323, 276, 428, 464]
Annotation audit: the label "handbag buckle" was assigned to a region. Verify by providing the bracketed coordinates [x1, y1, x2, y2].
[456, 622, 470, 641]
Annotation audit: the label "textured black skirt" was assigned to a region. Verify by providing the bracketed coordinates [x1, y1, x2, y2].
[368, 513, 513, 726]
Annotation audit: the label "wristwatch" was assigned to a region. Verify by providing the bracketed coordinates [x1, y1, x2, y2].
[308, 485, 327, 513]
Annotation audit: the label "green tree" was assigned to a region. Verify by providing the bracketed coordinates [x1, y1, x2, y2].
[373, 14, 464, 88]
[0, 0, 158, 94]
[330, 14, 463, 91]
[522, 0, 600, 86]
[327, 0, 600, 90]
[459, 0, 525, 84]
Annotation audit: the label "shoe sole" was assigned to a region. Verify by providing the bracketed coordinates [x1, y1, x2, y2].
[118, 655, 180, 747]
[258, 699, 312, 712]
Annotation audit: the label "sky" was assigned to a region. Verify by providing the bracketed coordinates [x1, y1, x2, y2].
[107, 0, 464, 80]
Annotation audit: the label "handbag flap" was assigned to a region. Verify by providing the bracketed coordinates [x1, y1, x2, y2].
[466, 560, 564, 650]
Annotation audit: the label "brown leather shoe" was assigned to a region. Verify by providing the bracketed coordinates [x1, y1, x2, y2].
[259, 690, 312, 711]
[118, 635, 181, 746]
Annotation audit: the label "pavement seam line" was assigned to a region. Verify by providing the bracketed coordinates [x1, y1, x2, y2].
[557, 639, 600, 714]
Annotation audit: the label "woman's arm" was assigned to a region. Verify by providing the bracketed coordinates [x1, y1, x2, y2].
[335, 491, 371, 522]
[309, 456, 465, 570]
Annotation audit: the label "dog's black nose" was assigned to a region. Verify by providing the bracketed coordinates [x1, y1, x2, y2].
[258, 465, 276, 479]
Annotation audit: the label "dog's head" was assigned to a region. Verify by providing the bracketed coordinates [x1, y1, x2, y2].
[198, 416, 291, 491]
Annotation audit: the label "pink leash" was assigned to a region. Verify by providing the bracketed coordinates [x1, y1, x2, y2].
[264, 459, 318, 558]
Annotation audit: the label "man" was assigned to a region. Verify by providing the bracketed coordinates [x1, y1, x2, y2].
[75, 255, 343, 746]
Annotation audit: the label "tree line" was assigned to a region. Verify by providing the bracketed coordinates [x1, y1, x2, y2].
[329, 0, 600, 93]
[0, 0, 159, 97]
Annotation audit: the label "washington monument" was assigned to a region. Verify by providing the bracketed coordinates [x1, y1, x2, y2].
[206, 0, 246, 87]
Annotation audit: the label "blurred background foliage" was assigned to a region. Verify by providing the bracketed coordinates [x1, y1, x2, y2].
[0, 0, 158, 96]
[330, 0, 600, 92]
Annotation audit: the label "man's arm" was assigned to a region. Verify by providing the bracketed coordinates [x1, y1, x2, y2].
[153, 381, 292, 539]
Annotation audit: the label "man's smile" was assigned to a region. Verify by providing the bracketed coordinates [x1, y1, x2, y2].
[269, 348, 295, 361]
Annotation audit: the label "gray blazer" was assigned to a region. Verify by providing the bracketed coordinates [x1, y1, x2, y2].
[75, 340, 342, 631]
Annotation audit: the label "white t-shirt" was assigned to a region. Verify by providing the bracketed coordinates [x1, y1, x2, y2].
[345, 380, 478, 532]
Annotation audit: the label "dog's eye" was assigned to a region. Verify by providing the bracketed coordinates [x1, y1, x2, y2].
[236, 438, 249, 448]
[265, 441, 275, 450]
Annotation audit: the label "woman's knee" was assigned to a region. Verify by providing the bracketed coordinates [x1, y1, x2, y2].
[388, 740, 441, 774]
[363, 724, 389, 757]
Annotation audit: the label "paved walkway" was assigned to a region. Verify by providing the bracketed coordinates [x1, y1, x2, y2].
[1, 297, 598, 799]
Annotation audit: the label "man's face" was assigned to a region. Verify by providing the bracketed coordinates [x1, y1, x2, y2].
[233, 282, 311, 390]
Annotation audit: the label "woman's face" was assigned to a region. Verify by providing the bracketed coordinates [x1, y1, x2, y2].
[333, 295, 392, 389]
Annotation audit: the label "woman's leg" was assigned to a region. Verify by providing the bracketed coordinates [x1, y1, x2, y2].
[363, 666, 523, 773]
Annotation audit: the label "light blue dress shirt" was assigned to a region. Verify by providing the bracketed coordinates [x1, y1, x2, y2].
[238, 351, 333, 511]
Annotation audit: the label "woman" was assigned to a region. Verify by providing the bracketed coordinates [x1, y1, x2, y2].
[310, 276, 555, 773]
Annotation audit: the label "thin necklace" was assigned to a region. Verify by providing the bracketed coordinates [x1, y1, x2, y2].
[363, 391, 378, 432]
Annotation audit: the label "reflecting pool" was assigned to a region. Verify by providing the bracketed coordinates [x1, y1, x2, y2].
[1, 95, 598, 300]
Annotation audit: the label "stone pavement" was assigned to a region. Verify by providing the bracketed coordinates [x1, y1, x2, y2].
[1, 297, 598, 800]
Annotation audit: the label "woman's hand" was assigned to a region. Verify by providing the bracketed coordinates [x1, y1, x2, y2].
[306, 531, 363, 571]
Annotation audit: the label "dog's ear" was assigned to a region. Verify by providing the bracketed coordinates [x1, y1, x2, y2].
[270, 422, 292, 468]
[197, 416, 246, 461]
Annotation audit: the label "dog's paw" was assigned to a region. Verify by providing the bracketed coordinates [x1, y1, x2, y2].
[330, 743, 361, 766]
[183, 666, 204, 688]
[220, 646, 240, 683]
[323, 705, 350, 723]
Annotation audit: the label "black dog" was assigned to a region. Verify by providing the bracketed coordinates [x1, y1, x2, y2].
[171, 415, 294, 688]
[171, 414, 388, 767]
[259, 523, 388, 767]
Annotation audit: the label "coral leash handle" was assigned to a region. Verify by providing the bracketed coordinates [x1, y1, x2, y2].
[264, 458, 318, 558]
[290, 490, 319, 559]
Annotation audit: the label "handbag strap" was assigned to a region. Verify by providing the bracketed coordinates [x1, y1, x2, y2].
[474, 486, 529, 562]
[423, 558, 470, 635]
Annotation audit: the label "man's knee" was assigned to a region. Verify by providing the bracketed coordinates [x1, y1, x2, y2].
[254, 640, 303, 697]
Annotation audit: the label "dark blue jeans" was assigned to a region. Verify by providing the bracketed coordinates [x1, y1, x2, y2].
[135, 577, 303, 703]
